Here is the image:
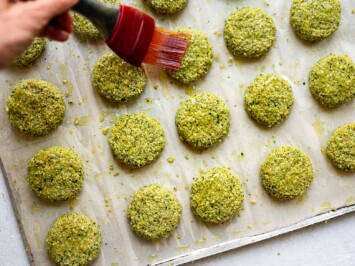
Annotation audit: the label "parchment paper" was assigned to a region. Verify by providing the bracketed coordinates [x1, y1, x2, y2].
[1, 0, 355, 265]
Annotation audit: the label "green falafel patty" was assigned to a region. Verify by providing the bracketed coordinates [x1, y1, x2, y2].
[224, 7, 276, 58]
[327, 123, 355, 171]
[190, 167, 244, 224]
[290, 0, 341, 41]
[166, 28, 213, 84]
[143, 0, 187, 14]
[109, 112, 165, 168]
[127, 184, 182, 240]
[260, 146, 314, 200]
[46, 213, 101, 266]
[309, 54, 355, 108]
[244, 74, 294, 127]
[27, 146, 84, 202]
[14, 38, 46, 67]
[92, 52, 146, 103]
[175, 92, 230, 149]
[6, 79, 66, 136]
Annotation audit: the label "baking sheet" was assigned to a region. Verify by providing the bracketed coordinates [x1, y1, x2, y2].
[1, 0, 355, 265]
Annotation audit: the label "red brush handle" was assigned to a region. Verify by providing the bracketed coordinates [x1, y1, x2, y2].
[106, 4, 155, 67]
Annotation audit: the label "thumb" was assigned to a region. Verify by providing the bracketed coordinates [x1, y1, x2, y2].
[32, 0, 78, 19]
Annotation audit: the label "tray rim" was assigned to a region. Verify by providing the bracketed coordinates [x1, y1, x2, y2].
[152, 202, 355, 265]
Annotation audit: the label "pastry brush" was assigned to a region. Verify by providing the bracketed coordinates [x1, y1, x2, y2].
[71, 0, 190, 70]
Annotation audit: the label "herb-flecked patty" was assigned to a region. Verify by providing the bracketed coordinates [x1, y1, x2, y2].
[290, 0, 341, 42]
[260, 146, 314, 200]
[14, 38, 46, 67]
[73, 0, 120, 39]
[175, 92, 230, 149]
[27, 146, 84, 202]
[190, 167, 244, 224]
[109, 112, 165, 168]
[6, 79, 66, 136]
[127, 184, 182, 240]
[327, 123, 355, 171]
[143, 0, 187, 14]
[309, 54, 355, 108]
[46, 213, 101, 266]
[224, 7, 276, 58]
[166, 28, 213, 84]
[92, 52, 146, 103]
[244, 74, 294, 127]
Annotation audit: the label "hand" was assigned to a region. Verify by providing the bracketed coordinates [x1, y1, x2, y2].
[0, 0, 78, 68]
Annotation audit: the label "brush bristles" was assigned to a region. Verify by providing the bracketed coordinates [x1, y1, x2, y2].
[143, 27, 190, 70]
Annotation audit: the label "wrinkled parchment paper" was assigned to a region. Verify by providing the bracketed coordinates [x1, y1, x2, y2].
[1, 0, 355, 265]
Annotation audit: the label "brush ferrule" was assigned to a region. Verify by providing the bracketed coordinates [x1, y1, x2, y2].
[106, 4, 155, 67]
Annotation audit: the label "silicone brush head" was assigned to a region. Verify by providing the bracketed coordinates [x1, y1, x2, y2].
[106, 4, 189, 70]
[143, 27, 190, 70]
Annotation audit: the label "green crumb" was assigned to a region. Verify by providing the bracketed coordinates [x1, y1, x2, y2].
[224, 7, 276, 58]
[190, 167, 244, 224]
[153, 84, 159, 90]
[14, 38, 46, 67]
[166, 28, 213, 84]
[143, 0, 187, 14]
[167, 158, 176, 164]
[6, 79, 66, 136]
[73, 0, 120, 39]
[184, 155, 189, 160]
[244, 74, 294, 127]
[100, 126, 110, 135]
[113, 171, 120, 176]
[175, 92, 230, 149]
[127, 184, 182, 240]
[27, 146, 84, 202]
[326, 123, 355, 171]
[109, 112, 165, 168]
[309, 54, 355, 108]
[290, 0, 341, 41]
[92, 52, 146, 103]
[46, 213, 101, 265]
[260, 146, 314, 200]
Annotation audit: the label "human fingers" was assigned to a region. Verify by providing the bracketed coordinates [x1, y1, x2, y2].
[40, 25, 70, 41]
[49, 12, 73, 34]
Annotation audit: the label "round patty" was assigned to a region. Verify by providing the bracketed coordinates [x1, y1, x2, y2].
[166, 28, 213, 84]
[190, 167, 244, 224]
[290, 0, 341, 41]
[244, 74, 294, 127]
[46, 213, 101, 266]
[28, 146, 84, 202]
[109, 112, 165, 168]
[260, 146, 314, 200]
[327, 123, 355, 171]
[175, 92, 230, 149]
[143, 0, 187, 14]
[127, 184, 182, 240]
[92, 52, 146, 103]
[6, 78, 66, 136]
[309, 54, 355, 108]
[224, 7, 276, 58]
[14, 38, 46, 67]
